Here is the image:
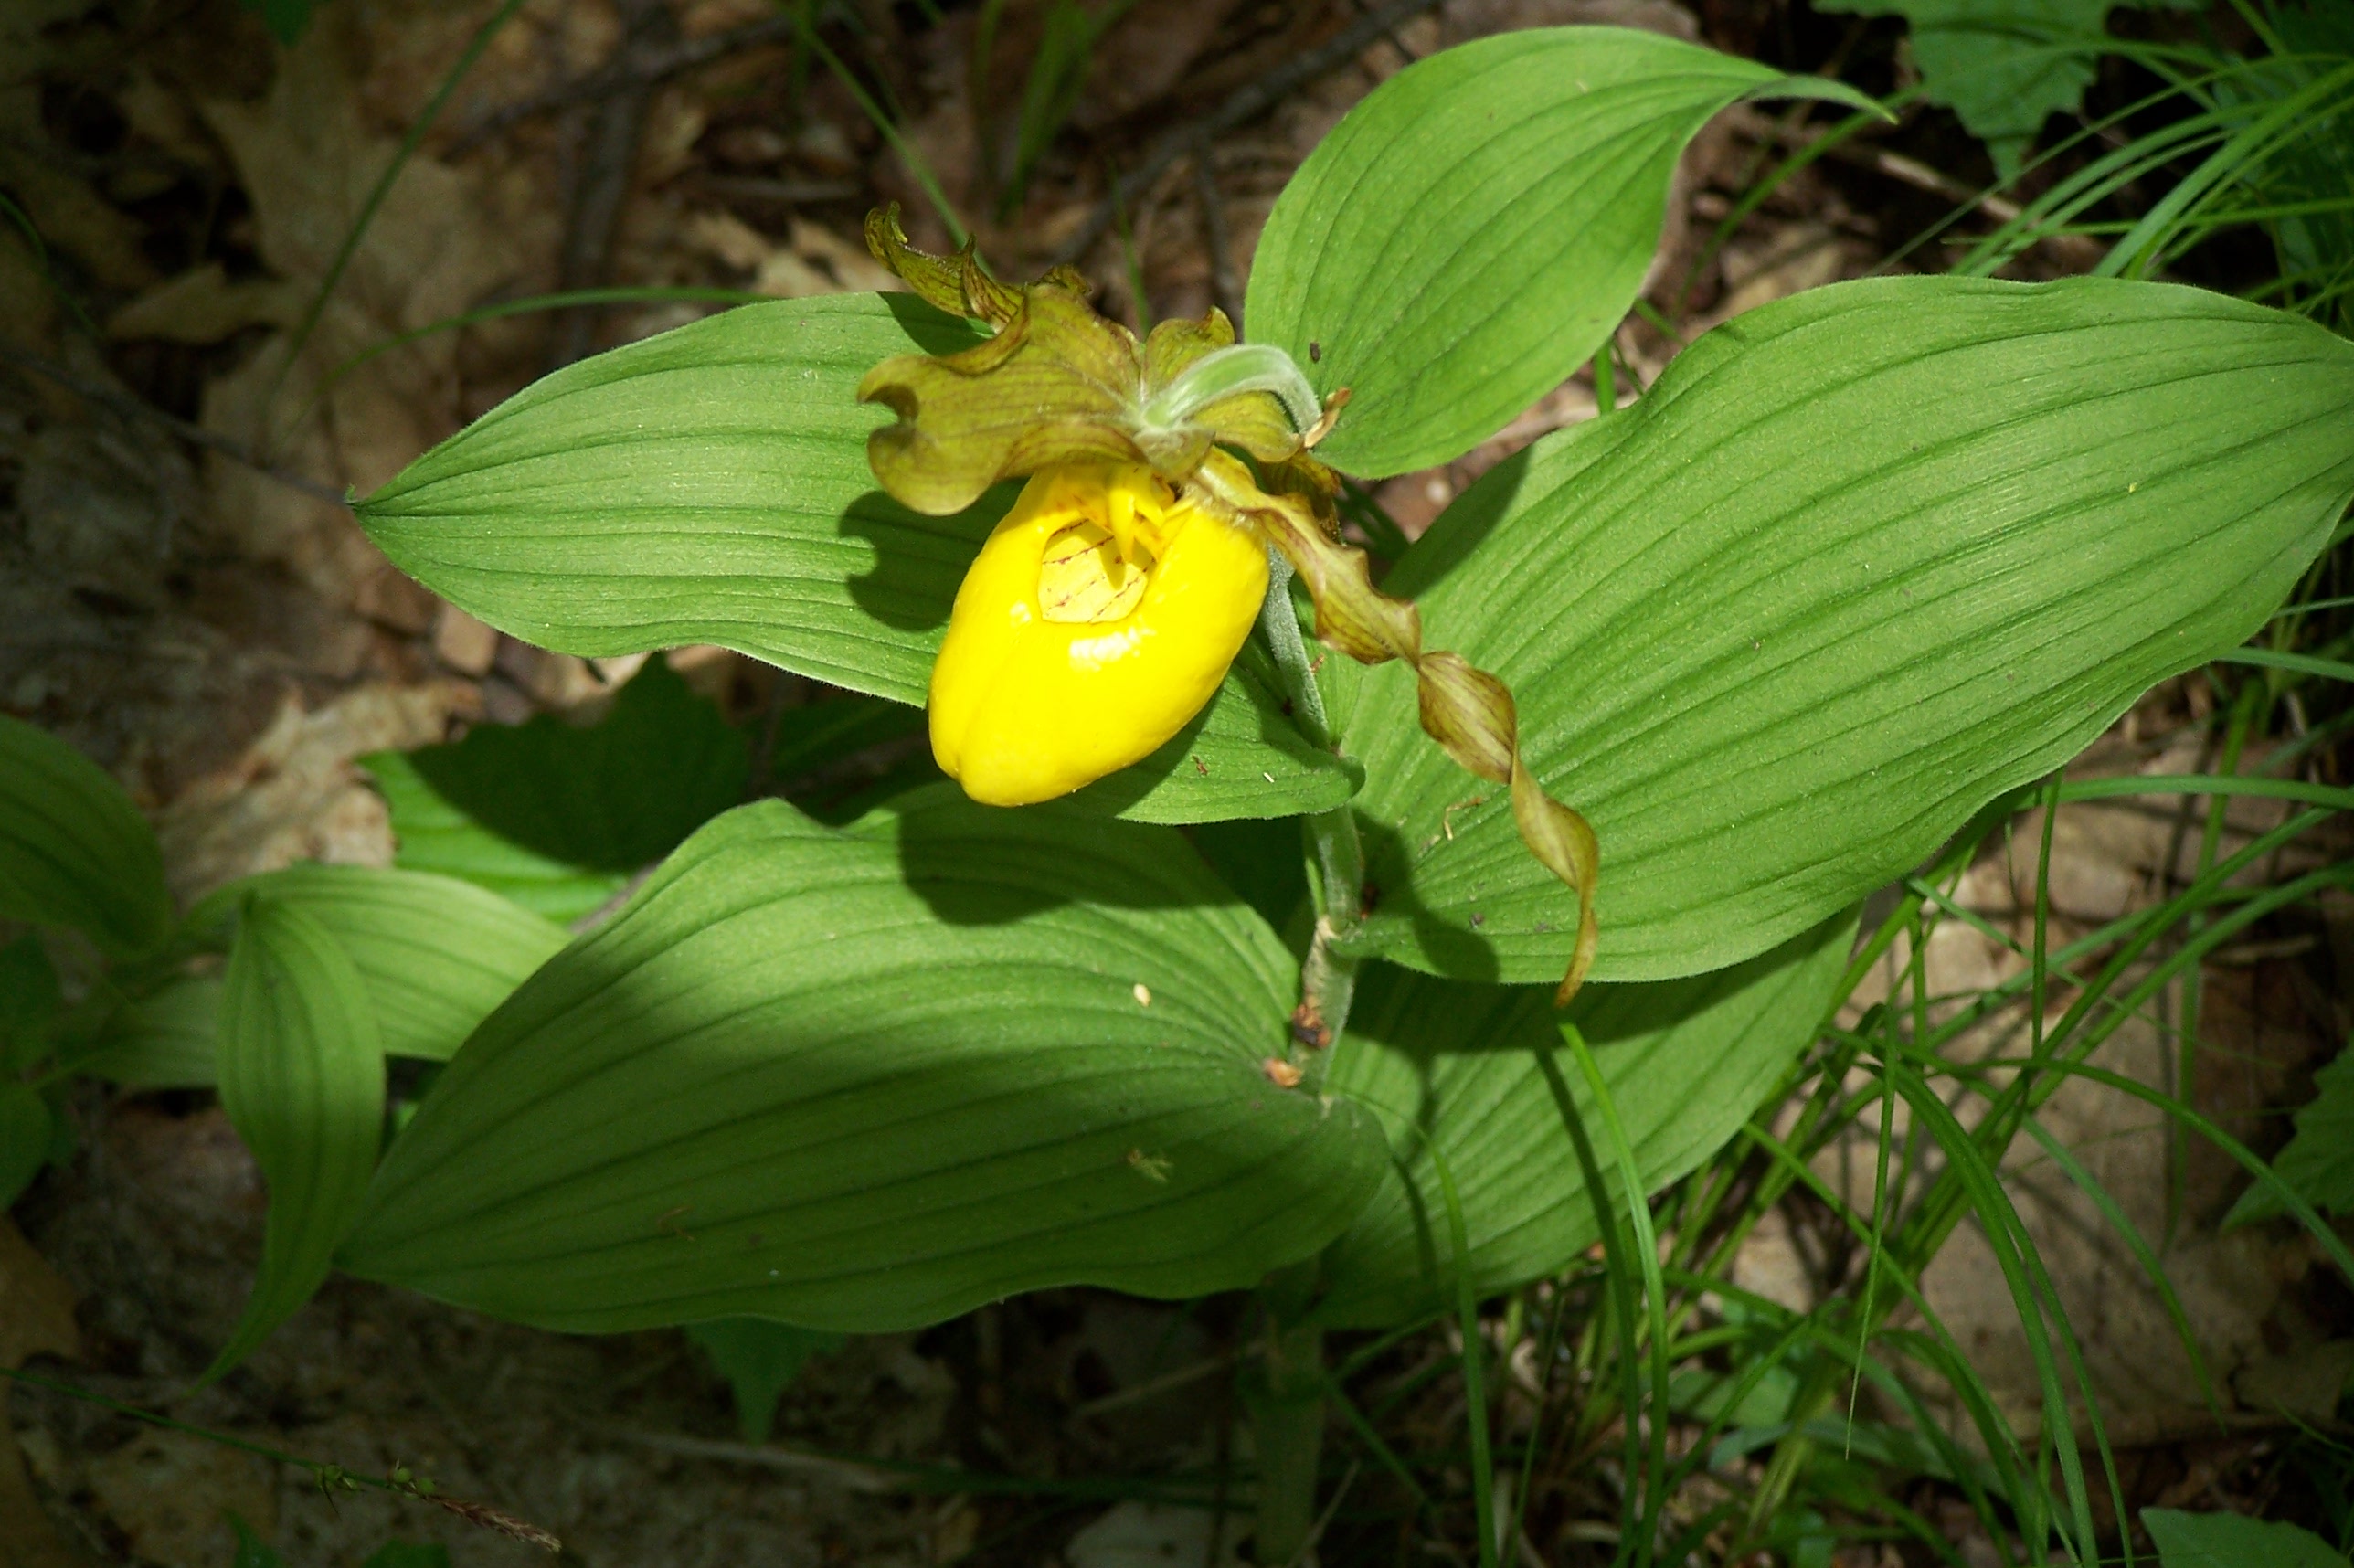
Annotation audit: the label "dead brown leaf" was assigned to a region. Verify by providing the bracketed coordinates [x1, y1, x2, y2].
[0, 1218, 89, 1568]
[196, 8, 552, 604]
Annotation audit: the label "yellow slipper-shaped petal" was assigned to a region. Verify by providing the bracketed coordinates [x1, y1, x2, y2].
[929, 463, 1270, 806]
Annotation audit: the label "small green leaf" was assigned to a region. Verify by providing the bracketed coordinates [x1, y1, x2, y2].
[2142, 1509, 2349, 1568]
[1344, 277, 2354, 984]
[0, 1082, 52, 1208]
[2226, 1043, 2354, 1226]
[207, 897, 385, 1380]
[1187, 814, 1310, 936]
[235, 0, 317, 47]
[1816, 0, 2194, 181]
[1316, 914, 1849, 1325]
[341, 788, 1389, 1333]
[187, 866, 565, 1062]
[764, 693, 928, 795]
[228, 1513, 287, 1568]
[362, 657, 748, 923]
[360, 1542, 451, 1568]
[356, 294, 1345, 823]
[364, 748, 624, 924]
[0, 715, 173, 957]
[686, 1318, 843, 1443]
[76, 976, 223, 1088]
[0, 934, 61, 1072]
[1246, 26, 1883, 479]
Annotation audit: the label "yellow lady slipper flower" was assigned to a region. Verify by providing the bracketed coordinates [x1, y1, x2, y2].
[857, 207, 1600, 999]
[930, 462, 1268, 805]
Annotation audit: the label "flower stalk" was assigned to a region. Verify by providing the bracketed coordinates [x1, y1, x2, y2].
[1258, 556, 1363, 1054]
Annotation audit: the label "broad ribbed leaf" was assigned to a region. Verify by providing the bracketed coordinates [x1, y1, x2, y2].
[0, 715, 172, 957]
[78, 975, 222, 1088]
[355, 294, 1351, 823]
[363, 658, 747, 923]
[189, 866, 565, 1062]
[341, 788, 1389, 1332]
[2143, 1510, 2349, 1568]
[1343, 277, 2354, 984]
[207, 897, 385, 1378]
[1317, 915, 1849, 1325]
[1246, 26, 1881, 478]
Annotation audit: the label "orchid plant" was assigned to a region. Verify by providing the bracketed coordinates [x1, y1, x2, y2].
[8, 23, 2354, 1566]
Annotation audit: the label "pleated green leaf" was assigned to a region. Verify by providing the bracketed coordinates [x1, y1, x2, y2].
[77, 975, 223, 1089]
[0, 715, 173, 958]
[362, 657, 748, 924]
[1246, 26, 1882, 479]
[207, 897, 385, 1378]
[1317, 915, 1850, 1326]
[1343, 277, 2354, 985]
[354, 294, 1352, 824]
[188, 865, 566, 1062]
[340, 788, 1390, 1333]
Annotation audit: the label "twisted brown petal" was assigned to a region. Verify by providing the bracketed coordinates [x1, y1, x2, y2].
[1193, 450, 1600, 1002]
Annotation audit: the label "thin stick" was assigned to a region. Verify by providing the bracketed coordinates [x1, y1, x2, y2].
[0, 343, 347, 505]
[1052, 0, 1448, 267]
[447, 15, 801, 156]
[1, 1366, 559, 1552]
[269, 0, 530, 418]
[1195, 143, 1241, 330]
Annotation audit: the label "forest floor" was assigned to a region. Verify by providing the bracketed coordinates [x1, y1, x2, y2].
[2, 0, 2347, 1564]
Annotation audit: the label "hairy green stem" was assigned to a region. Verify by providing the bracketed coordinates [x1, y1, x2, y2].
[1259, 555, 1363, 1048]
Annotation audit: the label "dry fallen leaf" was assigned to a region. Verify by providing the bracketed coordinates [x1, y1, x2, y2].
[196, 7, 550, 606]
[107, 263, 301, 345]
[0, 1217, 90, 1568]
[155, 680, 475, 903]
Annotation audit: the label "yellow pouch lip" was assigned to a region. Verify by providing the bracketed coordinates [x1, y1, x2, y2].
[928, 465, 1267, 806]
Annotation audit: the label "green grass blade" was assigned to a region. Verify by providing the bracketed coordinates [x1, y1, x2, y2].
[1427, 1147, 1499, 1568]
[269, 0, 528, 419]
[1889, 1065, 2101, 1566]
[2015, 1115, 2224, 1420]
[1534, 1046, 1646, 1562]
[1562, 1023, 1673, 1568]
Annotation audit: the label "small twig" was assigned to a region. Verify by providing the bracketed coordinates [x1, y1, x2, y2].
[1727, 106, 2105, 268]
[1350, 0, 1423, 67]
[688, 174, 862, 207]
[1069, 1342, 1255, 1419]
[1283, 1458, 1361, 1568]
[268, 0, 529, 425]
[1194, 143, 1242, 330]
[2, 1366, 560, 1552]
[1053, 0, 1449, 267]
[0, 343, 348, 505]
[594, 1426, 901, 1492]
[546, 0, 673, 370]
[446, 15, 801, 156]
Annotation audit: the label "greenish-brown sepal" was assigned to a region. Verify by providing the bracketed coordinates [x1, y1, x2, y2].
[1195, 450, 1600, 1002]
